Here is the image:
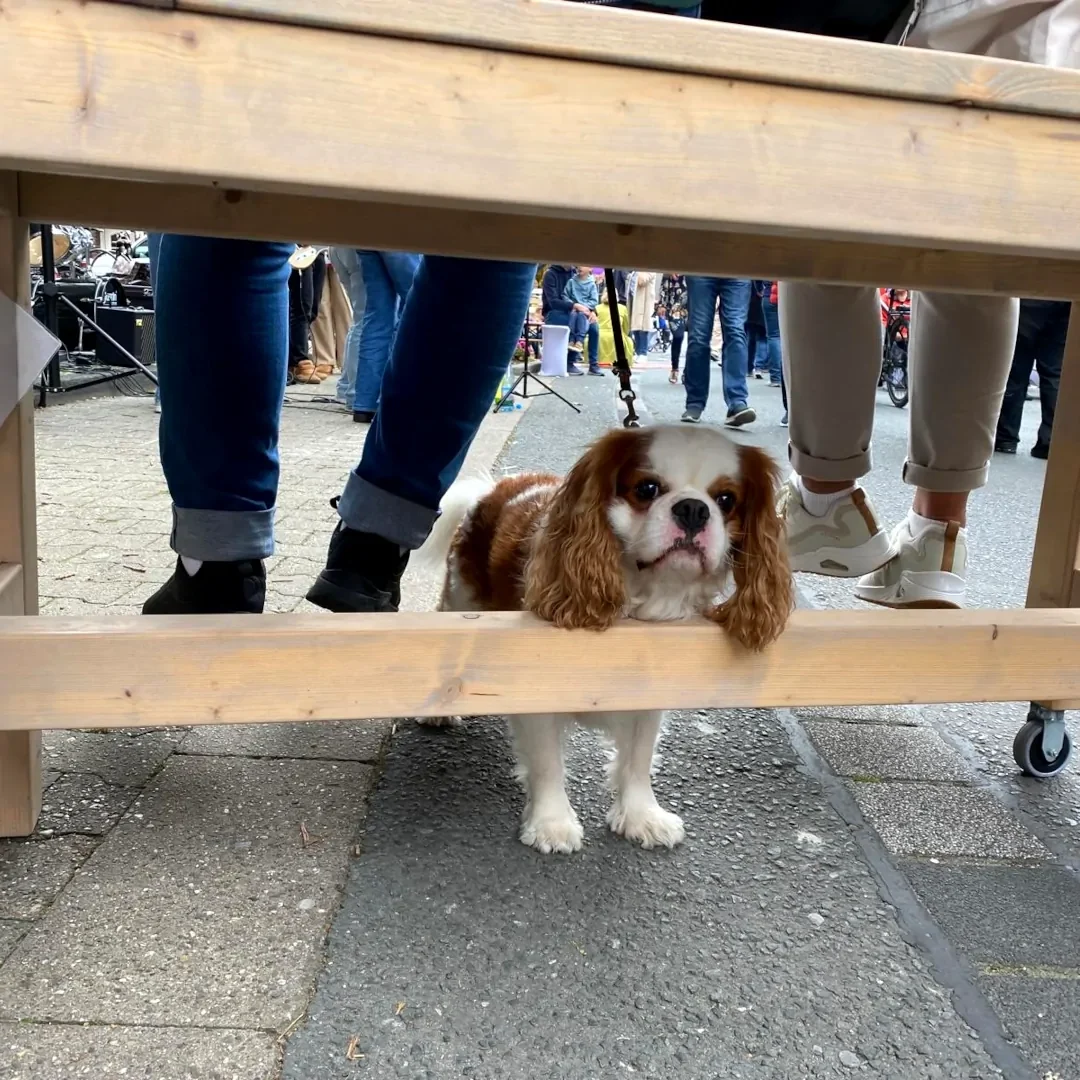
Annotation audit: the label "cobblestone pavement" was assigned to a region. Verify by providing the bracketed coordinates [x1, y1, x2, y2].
[5, 365, 1080, 1080]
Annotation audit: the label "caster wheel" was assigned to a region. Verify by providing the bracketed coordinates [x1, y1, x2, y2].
[1013, 720, 1072, 779]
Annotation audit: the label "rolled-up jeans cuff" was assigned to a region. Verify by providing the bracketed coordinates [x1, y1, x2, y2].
[170, 506, 276, 561]
[337, 472, 438, 550]
[902, 460, 988, 493]
[787, 444, 872, 483]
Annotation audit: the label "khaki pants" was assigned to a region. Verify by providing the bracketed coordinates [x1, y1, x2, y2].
[311, 259, 353, 371]
[780, 284, 1019, 493]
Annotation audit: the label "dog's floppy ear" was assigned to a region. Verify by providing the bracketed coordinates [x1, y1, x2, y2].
[524, 429, 644, 630]
[710, 444, 793, 651]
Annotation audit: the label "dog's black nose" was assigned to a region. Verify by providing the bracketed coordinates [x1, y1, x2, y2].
[671, 497, 710, 536]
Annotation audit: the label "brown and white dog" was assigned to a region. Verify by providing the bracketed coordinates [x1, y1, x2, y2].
[418, 424, 792, 854]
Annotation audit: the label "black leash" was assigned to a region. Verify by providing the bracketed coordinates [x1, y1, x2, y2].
[604, 268, 640, 428]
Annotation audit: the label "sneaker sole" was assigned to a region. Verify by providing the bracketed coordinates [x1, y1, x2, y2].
[725, 408, 756, 427]
[855, 570, 965, 609]
[789, 534, 896, 579]
[305, 574, 397, 613]
[681, 415, 702, 424]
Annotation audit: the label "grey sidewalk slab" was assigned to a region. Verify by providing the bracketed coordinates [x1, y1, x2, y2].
[179, 720, 391, 763]
[978, 976, 1080, 1080]
[0, 1022, 277, 1080]
[901, 861, 1080, 970]
[36, 774, 139, 836]
[804, 719, 969, 781]
[0, 920, 29, 963]
[0, 836, 98, 919]
[0, 756, 374, 1028]
[283, 710, 1000, 1080]
[42, 730, 182, 787]
[851, 782, 1049, 860]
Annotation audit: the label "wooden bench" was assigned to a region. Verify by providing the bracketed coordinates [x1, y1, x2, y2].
[2, 0, 1080, 836]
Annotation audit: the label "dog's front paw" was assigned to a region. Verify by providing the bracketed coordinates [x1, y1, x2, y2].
[416, 715, 463, 729]
[607, 801, 685, 849]
[520, 808, 584, 854]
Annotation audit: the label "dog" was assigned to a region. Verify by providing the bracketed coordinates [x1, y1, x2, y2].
[417, 424, 792, 854]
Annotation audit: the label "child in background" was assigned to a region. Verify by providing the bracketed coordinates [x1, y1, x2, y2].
[564, 265, 600, 355]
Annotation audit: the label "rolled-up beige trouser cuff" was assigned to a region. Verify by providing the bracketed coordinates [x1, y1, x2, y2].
[788, 445, 872, 483]
[902, 461, 989, 492]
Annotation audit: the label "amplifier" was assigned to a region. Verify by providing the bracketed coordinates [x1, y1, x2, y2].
[95, 307, 156, 369]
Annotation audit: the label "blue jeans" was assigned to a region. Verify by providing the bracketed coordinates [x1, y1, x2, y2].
[153, 237, 536, 558]
[633, 329, 650, 357]
[684, 276, 751, 414]
[329, 247, 367, 409]
[354, 251, 419, 414]
[761, 291, 782, 384]
[545, 309, 600, 370]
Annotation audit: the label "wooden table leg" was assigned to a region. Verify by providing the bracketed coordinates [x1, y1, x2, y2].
[0, 171, 41, 837]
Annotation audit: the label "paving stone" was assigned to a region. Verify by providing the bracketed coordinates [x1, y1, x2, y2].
[978, 977, 1080, 1080]
[0, 919, 30, 962]
[901, 861, 1080, 969]
[179, 720, 391, 762]
[42, 730, 181, 787]
[804, 720, 969, 782]
[0, 836, 98, 919]
[0, 755, 374, 1028]
[0, 1022, 277, 1079]
[37, 773, 139, 836]
[794, 704, 927, 727]
[851, 782, 1048, 860]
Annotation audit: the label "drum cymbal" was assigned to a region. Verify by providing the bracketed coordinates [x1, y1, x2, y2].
[28, 231, 72, 267]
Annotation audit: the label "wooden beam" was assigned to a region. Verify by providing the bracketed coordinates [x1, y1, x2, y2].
[0, 171, 40, 837]
[18, 173, 1080, 300]
[1, 609, 1080, 731]
[1027, 304, 1080, 610]
[183, 0, 1080, 122]
[5, 0, 1080, 264]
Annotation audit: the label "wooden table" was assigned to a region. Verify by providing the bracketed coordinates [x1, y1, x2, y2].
[2, 0, 1080, 836]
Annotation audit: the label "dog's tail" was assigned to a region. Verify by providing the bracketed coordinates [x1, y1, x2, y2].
[413, 473, 496, 571]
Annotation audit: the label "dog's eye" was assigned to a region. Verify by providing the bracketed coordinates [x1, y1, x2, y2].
[715, 491, 736, 515]
[634, 479, 661, 502]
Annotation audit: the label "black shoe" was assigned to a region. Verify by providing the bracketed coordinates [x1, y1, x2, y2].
[353, 410, 376, 424]
[1032, 442, 1050, 460]
[588, 367, 605, 376]
[566, 364, 585, 377]
[142, 557, 266, 615]
[724, 405, 756, 428]
[306, 522, 409, 613]
[680, 408, 702, 424]
[994, 440, 1018, 455]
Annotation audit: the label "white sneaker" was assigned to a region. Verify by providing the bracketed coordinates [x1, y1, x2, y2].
[778, 479, 897, 578]
[855, 516, 966, 608]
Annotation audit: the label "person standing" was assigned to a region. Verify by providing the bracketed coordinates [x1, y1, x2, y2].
[682, 276, 754, 427]
[328, 248, 367, 412]
[630, 270, 657, 360]
[352, 251, 419, 423]
[995, 299, 1071, 459]
[661, 274, 688, 383]
[747, 280, 769, 379]
[763, 280, 786, 424]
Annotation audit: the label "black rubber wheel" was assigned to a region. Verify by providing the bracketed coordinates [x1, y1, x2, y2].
[1013, 719, 1072, 779]
[886, 368, 909, 409]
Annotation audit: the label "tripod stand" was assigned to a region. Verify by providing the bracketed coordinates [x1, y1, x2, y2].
[492, 315, 581, 415]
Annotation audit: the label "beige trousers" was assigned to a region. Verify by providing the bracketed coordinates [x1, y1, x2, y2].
[311, 260, 353, 371]
[780, 284, 1019, 492]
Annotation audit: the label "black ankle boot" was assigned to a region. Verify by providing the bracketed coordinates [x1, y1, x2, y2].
[306, 523, 409, 613]
[142, 558, 266, 615]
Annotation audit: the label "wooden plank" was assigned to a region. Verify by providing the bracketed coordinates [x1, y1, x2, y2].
[1, 609, 1080, 730]
[6, 0, 1080, 264]
[0, 171, 40, 837]
[1027, 304, 1080, 610]
[18, 172, 1080, 300]
[182, 0, 1080, 122]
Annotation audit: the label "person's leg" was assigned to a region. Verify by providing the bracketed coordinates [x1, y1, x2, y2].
[568, 309, 587, 347]
[855, 290, 1019, 608]
[779, 282, 893, 576]
[308, 257, 537, 612]
[586, 318, 602, 374]
[762, 292, 783, 386]
[352, 251, 396, 419]
[682, 276, 718, 420]
[669, 323, 684, 383]
[382, 251, 420, 304]
[1031, 300, 1069, 457]
[995, 303, 1038, 453]
[329, 247, 366, 410]
[144, 236, 292, 614]
[717, 279, 753, 424]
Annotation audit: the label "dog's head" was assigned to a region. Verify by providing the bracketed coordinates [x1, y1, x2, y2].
[523, 425, 793, 650]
